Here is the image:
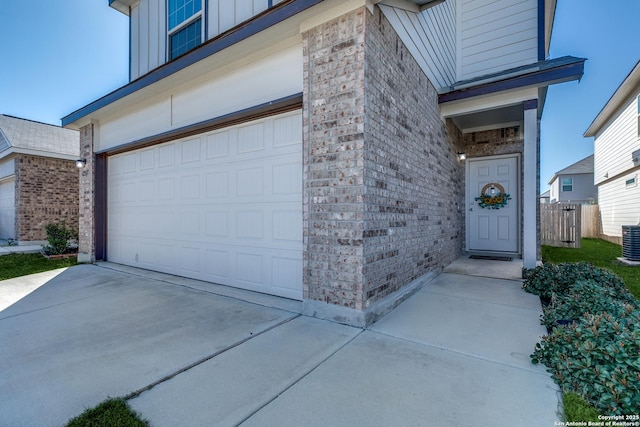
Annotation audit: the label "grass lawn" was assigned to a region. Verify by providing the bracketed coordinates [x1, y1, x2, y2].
[66, 398, 149, 427]
[0, 253, 78, 281]
[563, 392, 600, 423]
[542, 238, 640, 299]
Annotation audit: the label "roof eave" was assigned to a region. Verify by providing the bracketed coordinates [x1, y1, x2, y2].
[439, 57, 586, 104]
[62, 0, 323, 128]
[584, 60, 640, 137]
[109, 0, 132, 16]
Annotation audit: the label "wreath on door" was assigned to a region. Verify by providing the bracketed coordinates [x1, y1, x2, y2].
[475, 182, 511, 209]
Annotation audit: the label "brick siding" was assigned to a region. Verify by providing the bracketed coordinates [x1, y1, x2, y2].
[78, 124, 95, 262]
[303, 7, 465, 310]
[14, 155, 79, 242]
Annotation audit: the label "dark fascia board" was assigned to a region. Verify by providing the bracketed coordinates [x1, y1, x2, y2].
[438, 57, 585, 104]
[62, 0, 322, 127]
[97, 93, 302, 156]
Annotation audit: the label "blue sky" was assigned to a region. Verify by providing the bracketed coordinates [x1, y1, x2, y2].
[0, 1, 638, 192]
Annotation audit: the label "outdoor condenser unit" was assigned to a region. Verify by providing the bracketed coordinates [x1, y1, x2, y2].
[622, 225, 640, 261]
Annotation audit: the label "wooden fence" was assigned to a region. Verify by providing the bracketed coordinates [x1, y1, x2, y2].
[541, 203, 582, 248]
[541, 204, 601, 248]
[581, 204, 601, 238]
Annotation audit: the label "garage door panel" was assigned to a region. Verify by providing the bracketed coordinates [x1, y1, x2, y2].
[0, 178, 15, 240]
[205, 172, 229, 198]
[108, 111, 302, 300]
[236, 167, 264, 197]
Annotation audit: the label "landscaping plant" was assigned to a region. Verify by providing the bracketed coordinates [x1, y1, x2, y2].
[43, 221, 78, 255]
[523, 262, 640, 415]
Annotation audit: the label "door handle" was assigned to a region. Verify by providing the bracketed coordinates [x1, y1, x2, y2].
[469, 208, 474, 212]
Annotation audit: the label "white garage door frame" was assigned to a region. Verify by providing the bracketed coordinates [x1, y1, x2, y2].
[0, 176, 16, 240]
[106, 110, 303, 300]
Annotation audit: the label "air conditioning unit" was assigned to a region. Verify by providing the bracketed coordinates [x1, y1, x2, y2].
[622, 225, 640, 261]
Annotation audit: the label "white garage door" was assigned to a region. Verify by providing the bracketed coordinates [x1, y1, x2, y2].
[108, 111, 303, 299]
[0, 178, 15, 240]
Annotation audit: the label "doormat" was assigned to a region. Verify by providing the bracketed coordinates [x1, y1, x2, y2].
[469, 255, 513, 262]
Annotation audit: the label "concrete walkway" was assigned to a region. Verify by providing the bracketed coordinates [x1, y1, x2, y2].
[0, 258, 561, 426]
[0, 241, 43, 256]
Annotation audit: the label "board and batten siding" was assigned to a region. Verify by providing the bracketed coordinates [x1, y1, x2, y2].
[129, 0, 287, 80]
[207, 0, 286, 38]
[458, 0, 538, 80]
[130, 0, 165, 80]
[593, 94, 640, 186]
[98, 44, 302, 152]
[379, 1, 456, 91]
[599, 172, 640, 237]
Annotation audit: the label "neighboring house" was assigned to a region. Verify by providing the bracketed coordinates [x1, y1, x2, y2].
[539, 190, 550, 204]
[585, 60, 640, 243]
[0, 115, 79, 243]
[62, 0, 584, 326]
[547, 154, 597, 204]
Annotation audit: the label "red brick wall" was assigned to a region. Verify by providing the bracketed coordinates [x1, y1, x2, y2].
[15, 154, 79, 242]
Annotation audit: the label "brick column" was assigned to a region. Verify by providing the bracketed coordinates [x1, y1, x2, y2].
[302, 8, 367, 314]
[78, 124, 95, 263]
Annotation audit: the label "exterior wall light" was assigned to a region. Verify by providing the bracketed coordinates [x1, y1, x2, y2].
[76, 158, 87, 169]
[458, 153, 466, 161]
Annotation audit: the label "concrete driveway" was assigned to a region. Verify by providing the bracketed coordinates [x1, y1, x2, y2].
[0, 261, 562, 426]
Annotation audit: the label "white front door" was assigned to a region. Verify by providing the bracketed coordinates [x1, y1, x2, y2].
[467, 155, 519, 254]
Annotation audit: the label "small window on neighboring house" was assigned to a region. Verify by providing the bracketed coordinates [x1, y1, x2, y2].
[626, 175, 637, 188]
[561, 177, 573, 192]
[168, 0, 203, 60]
[637, 95, 640, 137]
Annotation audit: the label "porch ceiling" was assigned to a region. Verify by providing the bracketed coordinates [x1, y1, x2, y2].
[450, 104, 524, 134]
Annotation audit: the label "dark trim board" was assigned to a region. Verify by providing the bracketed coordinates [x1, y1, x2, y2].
[439, 59, 585, 104]
[538, 0, 545, 61]
[95, 154, 108, 261]
[97, 93, 302, 156]
[62, 0, 322, 127]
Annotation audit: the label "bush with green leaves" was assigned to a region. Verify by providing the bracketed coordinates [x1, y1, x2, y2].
[43, 221, 78, 255]
[527, 262, 640, 415]
[541, 279, 639, 330]
[522, 262, 627, 301]
[532, 309, 640, 414]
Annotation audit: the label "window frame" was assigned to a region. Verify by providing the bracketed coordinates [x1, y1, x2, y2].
[167, 0, 205, 61]
[561, 177, 573, 192]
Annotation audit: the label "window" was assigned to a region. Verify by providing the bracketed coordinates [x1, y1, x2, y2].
[561, 177, 573, 192]
[626, 175, 637, 188]
[168, 0, 203, 60]
[637, 95, 640, 137]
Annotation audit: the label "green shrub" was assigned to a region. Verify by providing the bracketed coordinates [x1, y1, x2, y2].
[522, 262, 627, 301]
[532, 310, 640, 414]
[527, 262, 640, 415]
[43, 221, 78, 255]
[541, 279, 639, 330]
